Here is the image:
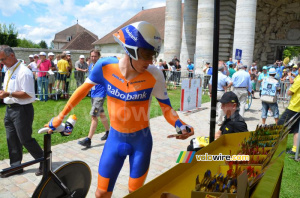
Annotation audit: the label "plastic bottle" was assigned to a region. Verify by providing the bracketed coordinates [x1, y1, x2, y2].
[61, 115, 77, 136]
[38, 114, 77, 135]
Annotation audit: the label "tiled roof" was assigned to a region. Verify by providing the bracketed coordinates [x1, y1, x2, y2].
[53, 23, 97, 43]
[93, 6, 171, 45]
[61, 30, 98, 50]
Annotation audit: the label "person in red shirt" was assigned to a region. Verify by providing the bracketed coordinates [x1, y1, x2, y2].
[37, 52, 51, 101]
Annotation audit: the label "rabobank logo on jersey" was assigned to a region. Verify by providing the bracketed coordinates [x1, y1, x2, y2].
[107, 84, 152, 101]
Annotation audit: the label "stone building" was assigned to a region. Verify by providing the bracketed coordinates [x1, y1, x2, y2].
[52, 23, 98, 50]
[93, 0, 300, 72]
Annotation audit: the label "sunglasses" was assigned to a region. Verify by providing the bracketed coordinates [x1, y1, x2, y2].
[138, 48, 157, 61]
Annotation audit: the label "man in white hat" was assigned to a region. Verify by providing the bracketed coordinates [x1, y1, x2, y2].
[260, 68, 280, 125]
[28, 54, 34, 64]
[37, 52, 51, 101]
[74, 55, 88, 87]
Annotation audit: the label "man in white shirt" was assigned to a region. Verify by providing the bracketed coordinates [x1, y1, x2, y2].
[0, 45, 44, 177]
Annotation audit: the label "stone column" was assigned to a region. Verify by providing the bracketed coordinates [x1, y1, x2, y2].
[180, 0, 198, 64]
[232, 0, 257, 68]
[195, 0, 214, 73]
[164, 0, 182, 62]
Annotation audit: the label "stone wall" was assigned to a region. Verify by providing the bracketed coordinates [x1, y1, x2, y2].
[12, 47, 90, 65]
[254, 0, 300, 68]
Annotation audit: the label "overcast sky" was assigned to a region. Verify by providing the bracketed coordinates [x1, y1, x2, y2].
[0, 0, 166, 47]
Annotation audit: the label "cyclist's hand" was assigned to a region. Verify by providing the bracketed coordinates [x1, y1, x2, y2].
[44, 115, 64, 134]
[167, 126, 194, 140]
[248, 91, 251, 96]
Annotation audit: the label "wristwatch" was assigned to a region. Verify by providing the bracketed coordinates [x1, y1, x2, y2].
[9, 91, 12, 98]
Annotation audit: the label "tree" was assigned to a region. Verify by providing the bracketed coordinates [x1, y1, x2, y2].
[283, 46, 300, 59]
[0, 23, 18, 47]
[39, 40, 48, 49]
[17, 38, 40, 48]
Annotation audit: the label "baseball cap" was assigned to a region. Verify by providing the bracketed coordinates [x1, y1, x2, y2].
[39, 52, 46, 56]
[33, 54, 39, 57]
[219, 91, 239, 104]
[48, 52, 55, 56]
[79, 55, 85, 59]
[262, 66, 268, 70]
[269, 68, 276, 74]
[293, 65, 298, 68]
[29, 54, 34, 58]
[65, 51, 71, 55]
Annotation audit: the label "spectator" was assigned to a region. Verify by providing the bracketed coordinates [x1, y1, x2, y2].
[209, 65, 232, 125]
[86, 56, 91, 66]
[291, 65, 298, 78]
[228, 64, 236, 78]
[156, 60, 164, 72]
[226, 57, 234, 66]
[235, 59, 243, 67]
[162, 60, 169, 80]
[174, 60, 181, 86]
[258, 66, 269, 96]
[56, 53, 69, 93]
[172, 55, 179, 65]
[78, 49, 110, 148]
[75, 55, 88, 88]
[278, 64, 300, 155]
[288, 63, 300, 84]
[232, 65, 252, 117]
[28, 54, 34, 63]
[0, 45, 43, 177]
[203, 62, 212, 90]
[260, 68, 280, 125]
[27, 54, 39, 97]
[65, 51, 72, 99]
[281, 69, 289, 82]
[47, 52, 56, 98]
[215, 91, 248, 139]
[37, 52, 51, 102]
[187, 59, 194, 78]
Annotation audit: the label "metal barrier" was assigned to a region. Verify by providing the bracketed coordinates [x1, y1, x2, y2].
[277, 80, 292, 108]
[31, 70, 83, 101]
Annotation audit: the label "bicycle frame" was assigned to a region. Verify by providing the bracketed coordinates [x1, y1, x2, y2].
[0, 134, 72, 197]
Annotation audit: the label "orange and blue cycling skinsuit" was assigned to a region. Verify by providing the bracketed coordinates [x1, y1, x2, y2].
[86, 57, 189, 192]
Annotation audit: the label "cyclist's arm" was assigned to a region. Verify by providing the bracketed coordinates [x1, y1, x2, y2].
[46, 59, 105, 131]
[151, 67, 187, 129]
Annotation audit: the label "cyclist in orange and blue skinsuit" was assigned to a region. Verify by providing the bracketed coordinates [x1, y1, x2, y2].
[46, 21, 194, 198]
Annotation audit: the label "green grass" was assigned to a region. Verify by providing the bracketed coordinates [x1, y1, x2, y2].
[0, 88, 210, 160]
[279, 134, 300, 198]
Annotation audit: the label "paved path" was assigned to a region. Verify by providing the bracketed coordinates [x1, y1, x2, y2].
[0, 93, 287, 198]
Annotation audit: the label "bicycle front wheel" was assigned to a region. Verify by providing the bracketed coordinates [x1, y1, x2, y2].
[33, 161, 91, 198]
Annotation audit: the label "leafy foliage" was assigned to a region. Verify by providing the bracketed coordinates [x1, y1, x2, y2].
[39, 40, 48, 49]
[283, 46, 300, 59]
[17, 38, 41, 48]
[0, 23, 18, 47]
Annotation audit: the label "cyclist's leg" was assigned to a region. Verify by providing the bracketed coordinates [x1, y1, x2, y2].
[97, 128, 127, 194]
[128, 128, 153, 192]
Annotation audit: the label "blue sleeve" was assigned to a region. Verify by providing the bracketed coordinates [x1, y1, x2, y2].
[88, 60, 104, 84]
[88, 57, 119, 84]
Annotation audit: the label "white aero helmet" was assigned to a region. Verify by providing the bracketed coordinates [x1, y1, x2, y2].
[113, 21, 161, 60]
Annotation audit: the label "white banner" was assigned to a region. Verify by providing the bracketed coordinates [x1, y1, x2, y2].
[180, 79, 202, 111]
